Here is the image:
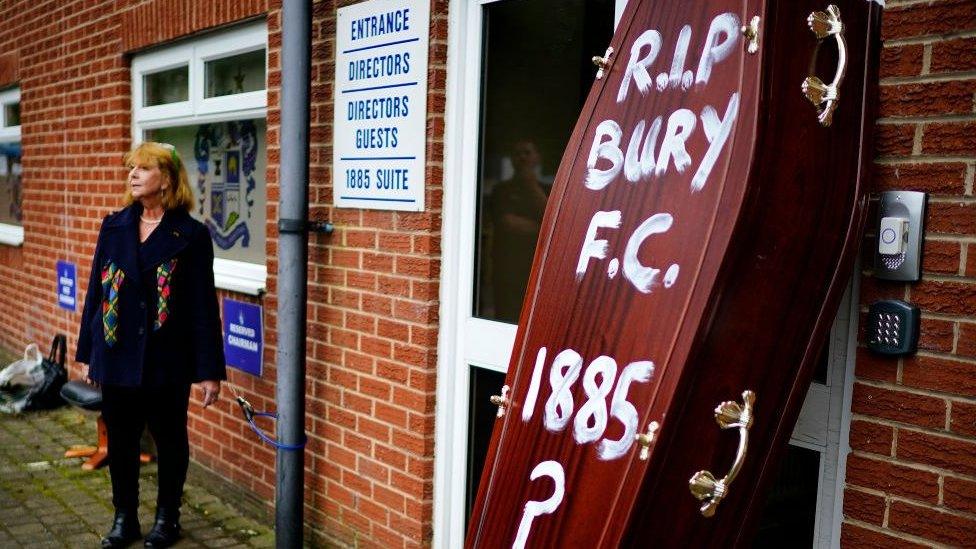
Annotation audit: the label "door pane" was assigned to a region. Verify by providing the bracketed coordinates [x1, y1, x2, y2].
[753, 445, 821, 547]
[812, 336, 829, 384]
[473, 0, 614, 323]
[466, 366, 506, 521]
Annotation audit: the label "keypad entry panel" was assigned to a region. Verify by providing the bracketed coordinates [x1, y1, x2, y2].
[866, 299, 920, 356]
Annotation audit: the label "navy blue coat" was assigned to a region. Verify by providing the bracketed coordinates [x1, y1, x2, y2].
[76, 204, 227, 387]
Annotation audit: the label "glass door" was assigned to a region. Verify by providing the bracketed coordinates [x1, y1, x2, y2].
[459, 0, 618, 520]
[436, 1, 621, 546]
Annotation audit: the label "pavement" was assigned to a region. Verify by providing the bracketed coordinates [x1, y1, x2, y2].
[0, 370, 276, 548]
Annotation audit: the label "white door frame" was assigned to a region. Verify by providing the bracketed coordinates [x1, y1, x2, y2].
[433, 0, 483, 545]
[826, 272, 861, 548]
[434, 1, 630, 545]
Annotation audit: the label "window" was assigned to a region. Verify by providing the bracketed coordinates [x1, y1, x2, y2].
[132, 21, 268, 295]
[0, 87, 23, 246]
[143, 66, 189, 107]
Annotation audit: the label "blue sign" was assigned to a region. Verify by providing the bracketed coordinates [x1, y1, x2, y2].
[222, 299, 263, 376]
[56, 260, 76, 311]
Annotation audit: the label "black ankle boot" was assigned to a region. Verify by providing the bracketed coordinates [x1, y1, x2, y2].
[143, 507, 181, 548]
[101, 509, 142, 548]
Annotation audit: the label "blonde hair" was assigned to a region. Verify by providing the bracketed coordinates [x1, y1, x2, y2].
[122, 141, 194, 211]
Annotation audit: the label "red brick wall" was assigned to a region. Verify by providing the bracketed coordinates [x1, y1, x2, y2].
[0, 0, 129, 366]
[121, 0, 268, 52]
[0, 0, 446, 547]
[842, 0, 976, 546]
[250, 2, 446, 547]
[0, 52, 18, 87]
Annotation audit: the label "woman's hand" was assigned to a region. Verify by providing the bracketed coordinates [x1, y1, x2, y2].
[198, 380, 221, 408]
[83, 365, 99, 388]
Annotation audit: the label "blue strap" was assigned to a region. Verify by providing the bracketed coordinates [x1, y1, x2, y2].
[235, 396, 306, 451]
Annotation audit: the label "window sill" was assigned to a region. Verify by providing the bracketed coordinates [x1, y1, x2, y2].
[0, 224, 24, 246]
[214, 258, 266, 296]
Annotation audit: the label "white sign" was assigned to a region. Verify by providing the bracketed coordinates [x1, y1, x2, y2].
[334, 0, 429, 211]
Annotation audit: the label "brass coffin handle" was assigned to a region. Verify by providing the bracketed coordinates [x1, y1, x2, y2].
[688, 390, 756, 517]
[489, 385, 510, 418]
[634, 421, 660, 461]
[801, 5, 847, 126]
[592, 46, 614, 80]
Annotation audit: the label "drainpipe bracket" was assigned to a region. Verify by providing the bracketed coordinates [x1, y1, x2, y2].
[278, 218, 334, 235]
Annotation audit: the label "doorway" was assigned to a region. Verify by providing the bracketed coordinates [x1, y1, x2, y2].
[434, 1, 856, 546]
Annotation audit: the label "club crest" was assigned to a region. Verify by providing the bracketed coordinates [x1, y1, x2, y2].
[193, 120, 259, 250]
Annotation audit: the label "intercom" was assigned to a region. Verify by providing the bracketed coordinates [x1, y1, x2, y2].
[874, 191, 926, 282]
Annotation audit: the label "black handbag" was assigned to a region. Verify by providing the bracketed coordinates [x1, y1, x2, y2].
[59, 380, 102, 411]
[23, 334, 68, 411]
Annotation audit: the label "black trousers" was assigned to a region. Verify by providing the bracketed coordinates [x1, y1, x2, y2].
[101, 384, 191, 512]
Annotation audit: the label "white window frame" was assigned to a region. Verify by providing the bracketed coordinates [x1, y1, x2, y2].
[0, 87, 23, 246]
[434, 1, 854, 547]
[131, 21, 268, 295]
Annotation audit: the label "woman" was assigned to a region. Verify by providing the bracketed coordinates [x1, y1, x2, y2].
[76, 141, 226, 548]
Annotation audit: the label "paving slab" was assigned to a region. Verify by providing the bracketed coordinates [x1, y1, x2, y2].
[0, 406, 275, 548]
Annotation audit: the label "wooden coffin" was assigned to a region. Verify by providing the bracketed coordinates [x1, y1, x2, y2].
[466, 0, 881, 546]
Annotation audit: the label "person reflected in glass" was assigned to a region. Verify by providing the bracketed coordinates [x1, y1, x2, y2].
[76, 142, 226, 548]
[489, 140, 551, 323]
